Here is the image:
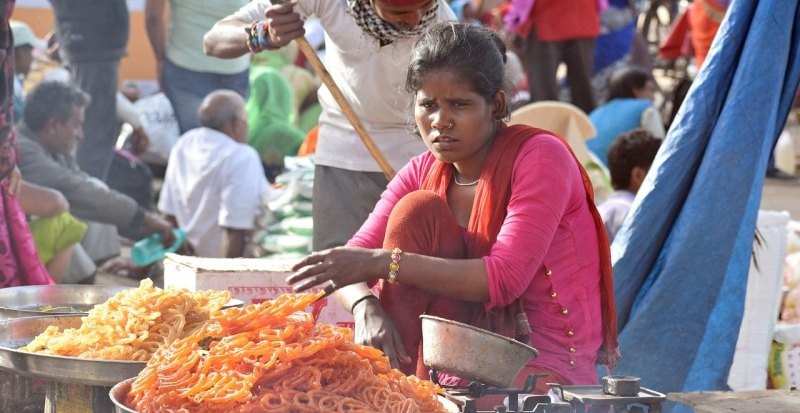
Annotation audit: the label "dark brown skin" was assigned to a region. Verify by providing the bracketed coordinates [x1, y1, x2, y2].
[287, 70, 508, 369]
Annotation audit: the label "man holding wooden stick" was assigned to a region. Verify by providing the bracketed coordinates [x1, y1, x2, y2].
[204, 0, 455, 252]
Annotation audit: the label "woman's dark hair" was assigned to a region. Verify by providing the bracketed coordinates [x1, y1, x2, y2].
[608, 129, 663, 190]
[405, 22, 510, 118]
[24, 81, 90, 132]
[607, 66, 654, 100]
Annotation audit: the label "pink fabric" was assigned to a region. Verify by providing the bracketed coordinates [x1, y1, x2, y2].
[349, 133, 603, 385]
[0, 180, 53, 287]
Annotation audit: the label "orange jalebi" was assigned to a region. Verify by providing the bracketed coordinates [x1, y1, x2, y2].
[127, 292, 448, 413]
[21, 279, 231, 361]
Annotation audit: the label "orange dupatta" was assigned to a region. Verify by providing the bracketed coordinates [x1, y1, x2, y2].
[420, 123, 620, 367]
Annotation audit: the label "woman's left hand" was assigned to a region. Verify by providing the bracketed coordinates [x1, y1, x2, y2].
[287, 247, 386, 293]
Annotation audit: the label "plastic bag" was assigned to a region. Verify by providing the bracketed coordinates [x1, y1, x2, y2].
[135, 92, 180, 165]
[769, 341, 800, 389]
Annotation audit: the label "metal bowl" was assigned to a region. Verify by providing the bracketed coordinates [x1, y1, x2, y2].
[0, 285, 132, 321]
[110, 378, 137, 413]
[110, 377, 461, 413]
[0, 315, 146, 386]
[421, 315, 538, 388]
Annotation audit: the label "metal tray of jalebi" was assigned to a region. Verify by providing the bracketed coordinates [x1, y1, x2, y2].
[0, 315, 146, 386]
[0, 284, 132, 321]
[0, 285, 244, 321]
[109, 378, 463, 413]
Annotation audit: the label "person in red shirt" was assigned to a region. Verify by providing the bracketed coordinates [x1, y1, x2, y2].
[506, 0, 601, 113]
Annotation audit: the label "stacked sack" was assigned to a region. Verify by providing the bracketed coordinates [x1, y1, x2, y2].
[769, 220, 800, 389]
[250, 157, 314, 259]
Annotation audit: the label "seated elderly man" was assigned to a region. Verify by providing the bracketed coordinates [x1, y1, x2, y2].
[159, 90, 269, 258]
[17, 81, 176, 283]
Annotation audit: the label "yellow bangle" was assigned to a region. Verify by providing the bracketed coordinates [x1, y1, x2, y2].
[388, 248, 402, 284]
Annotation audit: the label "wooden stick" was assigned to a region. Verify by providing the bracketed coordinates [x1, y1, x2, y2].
[267, 1, 396, 180]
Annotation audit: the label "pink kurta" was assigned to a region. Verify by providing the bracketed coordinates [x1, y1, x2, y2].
[348, 133, 603, 385]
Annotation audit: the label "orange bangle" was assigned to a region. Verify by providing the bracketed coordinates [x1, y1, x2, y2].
[388, 248, 402, 284]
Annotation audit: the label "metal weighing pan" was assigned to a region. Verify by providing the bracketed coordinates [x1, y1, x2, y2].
[0, 285, 132, 321]
[0, 315, 146, 386]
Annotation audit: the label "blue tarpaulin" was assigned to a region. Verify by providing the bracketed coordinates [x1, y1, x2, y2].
[608, 0, 800, 410]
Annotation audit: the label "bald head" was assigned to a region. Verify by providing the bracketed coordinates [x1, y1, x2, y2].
[197, 90, 248, 143]
[198, 90, 246, 130]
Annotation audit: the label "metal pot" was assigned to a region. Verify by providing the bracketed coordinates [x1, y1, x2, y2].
[421, 315, 538, 388]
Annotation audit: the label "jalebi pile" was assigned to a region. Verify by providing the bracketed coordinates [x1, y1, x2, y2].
[21, 279, 231, 361]
[127, 292, 448, 413]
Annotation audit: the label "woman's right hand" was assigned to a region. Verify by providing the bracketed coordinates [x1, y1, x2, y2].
[352, 298, 412, 370]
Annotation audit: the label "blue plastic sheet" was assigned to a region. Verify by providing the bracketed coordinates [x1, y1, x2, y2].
[608, 0, 800, 410]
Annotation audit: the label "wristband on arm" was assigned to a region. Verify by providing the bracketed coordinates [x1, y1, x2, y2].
[245, 20, 278, 53]
[350, 295, 377, 313]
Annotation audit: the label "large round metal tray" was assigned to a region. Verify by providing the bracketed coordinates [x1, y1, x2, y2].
[109, 377, 461, 413]
[0, 285, 132, 321]
[0, 315, 146, 386]
[0, 285, 244, 321]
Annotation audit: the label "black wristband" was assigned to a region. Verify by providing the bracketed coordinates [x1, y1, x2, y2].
[350, 295, 377, 313]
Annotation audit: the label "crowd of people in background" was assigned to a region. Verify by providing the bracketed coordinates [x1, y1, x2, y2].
[0, 0, 796, 289]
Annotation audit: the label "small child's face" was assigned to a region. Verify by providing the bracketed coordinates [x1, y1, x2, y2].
[634, 80, 657, 101]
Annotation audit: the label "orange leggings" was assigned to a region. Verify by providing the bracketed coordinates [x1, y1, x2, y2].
[377, 190, 469, 378]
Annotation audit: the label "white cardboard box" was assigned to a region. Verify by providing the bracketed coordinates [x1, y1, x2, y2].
[163, 254, 354, 328]
[727, 210, 790, 391]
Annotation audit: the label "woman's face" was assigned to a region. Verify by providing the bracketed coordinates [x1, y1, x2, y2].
[414, 69, 504, 168]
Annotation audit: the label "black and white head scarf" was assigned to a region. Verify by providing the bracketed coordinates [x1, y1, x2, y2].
[347, 0, 439, 46]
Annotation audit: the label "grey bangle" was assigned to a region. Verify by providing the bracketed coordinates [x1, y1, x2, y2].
[350, 295, 377, 313]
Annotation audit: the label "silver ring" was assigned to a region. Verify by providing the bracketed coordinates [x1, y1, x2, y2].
[434, 122, 453, 131]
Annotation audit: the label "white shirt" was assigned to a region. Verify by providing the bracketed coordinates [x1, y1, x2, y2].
[597, 189, 636, 243]
[231, 0, 456, 172]
[158, 127, 269, 258]
[640, 106, 666, 138]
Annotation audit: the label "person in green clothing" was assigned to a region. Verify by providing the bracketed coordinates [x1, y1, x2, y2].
[18, 181, 87, 282]
[251, 43, 321, 133]
[246, 66, 306, 181]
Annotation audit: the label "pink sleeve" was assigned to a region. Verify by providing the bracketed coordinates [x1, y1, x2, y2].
[483, 135, 579, 309]
[346, 154, 432, 249]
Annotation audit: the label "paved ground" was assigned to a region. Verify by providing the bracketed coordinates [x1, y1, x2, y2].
[761, 178, 800, 218]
